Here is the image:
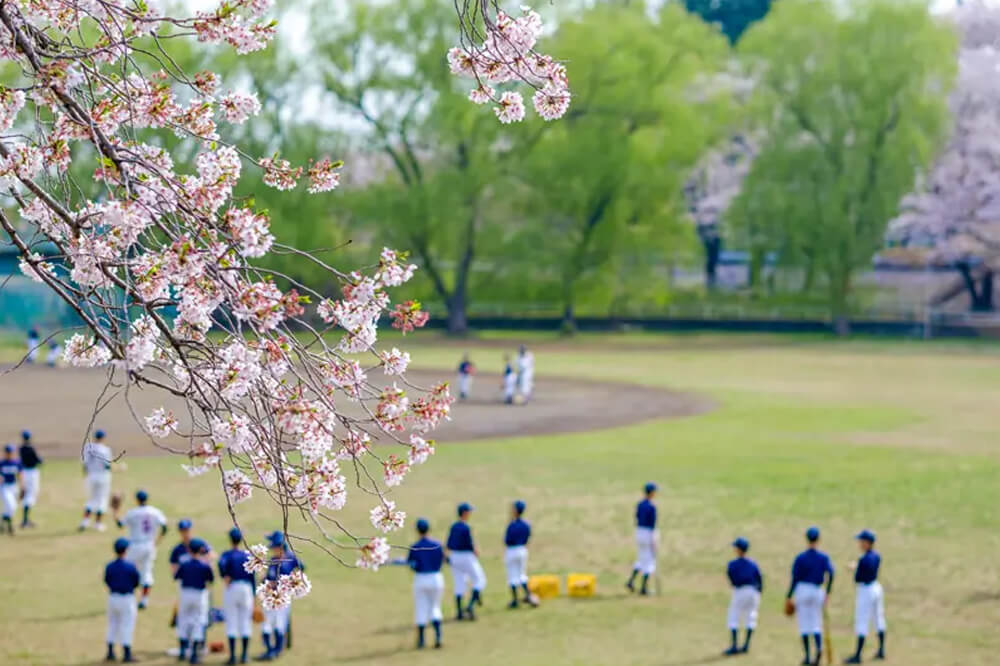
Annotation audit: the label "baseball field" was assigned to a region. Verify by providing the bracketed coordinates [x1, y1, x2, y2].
[1, 332, 999, 665]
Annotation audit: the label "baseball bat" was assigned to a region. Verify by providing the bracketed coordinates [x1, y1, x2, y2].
[823, 605, 833, 665]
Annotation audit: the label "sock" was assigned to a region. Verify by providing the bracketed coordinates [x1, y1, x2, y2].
[469, 589, 481, 607]
[96, 511, 103, 523]
[801, 635, 810, 662]
[191, 640, 201, 663]
[432, 619, 442, 644]
[261, 632, 272, 654]
[273, 631, 284, 654]
[417, 625, 426, 647]
[510, 585, 518, 604]
[627, 568, 638, 586]
[228, 637, 236, 660]
[123, 645, 132, 661]
[106, 642, 115, 658]
[743, 628, 753, 650]
[240, 637, 249, 661]
[814, 633, 822, 652]
[455, 595, 464, 616]
[855, 635, 866, 658]
[730, 628, 738, 649]
[878, 631, 885, 654]
[179, 638, 189, 658]
[521, 582, 531, 599]
[22, 506, 29, 524]
[640, 573, 649, 593]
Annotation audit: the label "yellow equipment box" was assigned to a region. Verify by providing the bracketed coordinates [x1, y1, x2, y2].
[567, 573, 597, 598]
[528, 575, 561, 599]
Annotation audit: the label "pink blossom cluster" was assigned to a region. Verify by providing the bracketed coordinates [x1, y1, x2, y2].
[448, 6, 570, 122]
[356, 537, 391, 570]
[370, 500, 407, 533]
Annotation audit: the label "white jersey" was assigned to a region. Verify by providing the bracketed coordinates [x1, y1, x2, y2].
[517, 353, 534, 376]
[83, 442, 113, 477]
[123, 505, 167, 545]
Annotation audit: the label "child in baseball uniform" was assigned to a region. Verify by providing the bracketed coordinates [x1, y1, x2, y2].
[105, 537, 140, 663]
[516, 345, 534, 401]
[174, 538, 214, 664]
[502, 356, 517, 405]
[115, 489, 168, 609]
[724, 537, 762, 655]
[218, 527, 256, 665]
[504, 500, 538, 608]
[46, 340, 60, 367]
[787, 526, 834, 666]
[626, 482, 658, 595]
[1, 444, 22, 535]
[80, 429, 112, 532]
[844, 529, 886, 664]
[457, 354, 475, 401]
[257, 530, 305, 661]
[18, 430, 41, 528]
[447, 502, 486, 620]
[26, 328, 40, 364]
[408, 518, 445, 649]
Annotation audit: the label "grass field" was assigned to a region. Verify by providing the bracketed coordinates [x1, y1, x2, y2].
[2, 333, 1000, 665]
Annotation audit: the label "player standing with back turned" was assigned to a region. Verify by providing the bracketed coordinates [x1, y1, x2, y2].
[787, 526, 835, 666]
[626, 482, 658, 596]
[115, 489, 168, 609]
[18, 430, 41, 528]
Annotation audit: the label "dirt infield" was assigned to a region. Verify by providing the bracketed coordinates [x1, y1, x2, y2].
[0, 364, 712, 459]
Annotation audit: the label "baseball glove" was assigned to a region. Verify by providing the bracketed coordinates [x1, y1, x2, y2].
[109, 491, 123, 511]
[208, 641, 226, 654]
[784, 598, 795, 616]
[252, 604, 264, 623]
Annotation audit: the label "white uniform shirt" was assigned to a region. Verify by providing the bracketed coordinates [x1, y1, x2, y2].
[123, 505, 167, 546]
[83, 442, 113, 478]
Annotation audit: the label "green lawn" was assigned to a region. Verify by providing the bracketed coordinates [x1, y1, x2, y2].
[2, 334, 1000, 665]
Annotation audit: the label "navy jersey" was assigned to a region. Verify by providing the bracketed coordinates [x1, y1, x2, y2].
[408, 537, 445, 573]
[18, 445, 41, 469]
[458, 361, 473, 375]
[266, 551, 304, 582]
[504, 518, 531, 547]
[855, 551, 881, 585]
[175, 558, 215, 590]
[727, 557, 763, 591]
[635, 499, 656, 529]
[791, 549, 834, 588]
[170, 541, 192, 567]
[105, 558, 141, 595]
[0, 459, 21, 484]
[219, 548, 256, 586]
[446, 521, 475, 552]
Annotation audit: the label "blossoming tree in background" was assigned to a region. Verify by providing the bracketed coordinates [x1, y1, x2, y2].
[0, 0, 567, 608]
[888, 1, 1000, 311]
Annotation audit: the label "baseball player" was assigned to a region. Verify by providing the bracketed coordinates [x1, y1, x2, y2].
[844, 529, 886, 664]
[724, 537, 762, 656]
[115, 489, 168, 609]
[457, 354, 475, 401]
[46, 340, 60, 367]
[447, 502, 487, 620]
[407, 518, 445, 649]
[626, 482, 658, 595]
[105, 537, 140, 663]
[80, 429, 112, 532]
[257, 530, 305, 661]
[219, 527, 256, 665]
[1, 444, 22, 535]
[174, 537, 214, 664]
[787, 526, 835, 666]
[18, 430, 42, 528]
[502, 355, 517, 405]
[170, 519, 209, 573]
[26, 327, 40, 364]
[504, 500, 538, 609]
[516, 345, 534, 401]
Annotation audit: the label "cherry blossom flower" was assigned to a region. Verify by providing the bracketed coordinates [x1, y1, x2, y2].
[307, 158, 343, 193]
[145, 407, 178, 438]
[383, 455, 410, 487]
[494, 91, 526, 124]
[356, 537, 391, 570]
[223, 468, 254, 504]
[63, 334, 112, 368]
[244, 544, 271, 575]
[370, 500, 407, 533]
[408, 435, 436, 466]
[219, 91, 261, 124]
[379, 348, 410, 375]
[389, 300, 430, 334]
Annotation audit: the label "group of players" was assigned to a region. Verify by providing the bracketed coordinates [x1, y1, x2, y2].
[456, 345, 535, 404]
[631, 483, 887, 666]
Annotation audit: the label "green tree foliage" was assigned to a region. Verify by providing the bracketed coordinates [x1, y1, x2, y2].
[685, 0, 772, 44]
[513, 3, 730, 329]
[732, 0, 956, 333]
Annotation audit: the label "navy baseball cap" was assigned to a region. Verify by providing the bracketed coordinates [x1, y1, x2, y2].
[189, 538, 208, 554]
[856, 529, 876, 543]
[136, 490, 148, 502]
[114, 537, 129, 554]
[732, 537, 750, 551]
[3, 444, 12, 453]
[457, 502, 473, 516]
[95, 429, 106, 440]
[21, 430, 30, 440]
[513, 500, 526, 514]
[806, 526, 821, 541]
[228, 527, 242, 542]
[416, 518, 430, 533]
[266, 530, 285, 547]
[178, 519, 193, 530]
[644, 482, 658, 494]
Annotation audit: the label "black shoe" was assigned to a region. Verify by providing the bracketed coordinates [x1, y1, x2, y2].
[122, 657, 136, 664]
[434, 641, 442, 649]
[226, 658, 237, 665]
[253, 653, 272, 662]
[639, 588, 649, 596]
[508, 600, 518, 609]
[455, 611, 464, 621]
[416, 640, 425, 650]
[105, 655, 116, 663]
[801, 659, 811, 666]
[723, 647, 740, 656]
[740, 646, 749, 654]
[465, 605, 476, 621]
[625, 581, 635, 593]
[844, 657, 862, 664]
[813, 655, 822, 666]
[873, 651, 885, 661]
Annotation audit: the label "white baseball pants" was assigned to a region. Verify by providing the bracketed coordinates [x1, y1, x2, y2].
[854, 582, 886, 636]
[224, 581, 254, 638]
[727, 585, 761, 630]
[634, 527, 658, 575]
[262, 605, 290, 634]
[413, 572, 445, 626]
[519, 371, 534, 397]
[21, 468, 40, 507]
[1, 483, 17, 518]
[793, 583, 826, 635]
[449, 551, 487, 596]
[176, 587, 209, 641]
[125, 543, 156, 587]
[505, 546, 529, 586]
[86, 473, 111, 513]
[106, 593, 137, 646]
[458, 374, 472, 396]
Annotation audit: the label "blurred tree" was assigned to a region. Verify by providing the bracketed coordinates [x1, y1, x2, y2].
[685, 0, 772, 44]
[514, 3, 730, 330]
[736, 0, 956, 334]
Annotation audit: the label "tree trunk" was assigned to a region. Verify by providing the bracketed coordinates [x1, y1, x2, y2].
[561, 303, 576, 335]
[957, 263, 994, 312]
[800, 254, 816, 293]
[702, 235, 721, 290]
[980, 271, 994, 311]
[446, 290, 468, 336]
[828, 268, 851, 337]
